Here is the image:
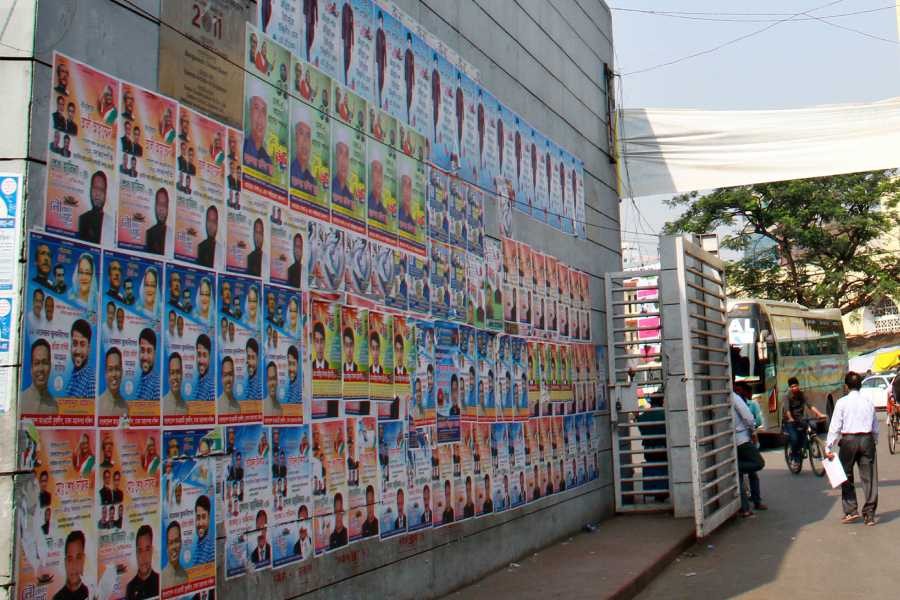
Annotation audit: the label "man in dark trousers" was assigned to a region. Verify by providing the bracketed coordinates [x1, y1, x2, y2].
[430, 54, 440, 143]
[375, 12, 387, 108]
[826, 371, 880, 525]
[341, 1, 354, 86]
[404, 33, 415, 125]
[303, 0, 318, 62]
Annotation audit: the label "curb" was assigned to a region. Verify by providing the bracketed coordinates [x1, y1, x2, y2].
[606, 528, 697, 600]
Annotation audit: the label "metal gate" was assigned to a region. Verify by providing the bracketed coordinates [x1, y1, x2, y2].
[670, 235, 740, 537]
[605, 269, 671, 512]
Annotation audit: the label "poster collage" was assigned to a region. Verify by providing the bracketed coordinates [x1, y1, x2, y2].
[18, 2, 603, 599]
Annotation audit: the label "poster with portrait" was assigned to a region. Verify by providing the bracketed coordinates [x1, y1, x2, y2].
[496, 104, 517, 203]
[466, 185, 484, 256]
[346, 415, 379, 541]
[346, 234, 372, 298]
[530, 128, 549, 223]
[116, 83, 177, 258]
[95, 429, 161, 600]
[407, 253, 429, 315]
[434, 322, 460, 444]
[575, 160, 586, 239]
[98, 251, 162, 428]
[466, 253, 485, 329]
[162, 263, 216, 426]
[524, 420, 541, 501]
[427, 49, 457, 172]
[168, 106, 223, 268]
[340, 305, 369, 415]
[390, 314, 413, 422]
[223, 424, 273, 579]
[447, 176, 466, 250]
[259, 0, 301, 54]
[270, 208, 308, 288]
[21, 233, 99, 427]
[508, 422, 526, 508]
[45, 53, 117, 246]
[377, 419, 407, 538]
[473, 422, 493, 515]
[366, 139, 398, 245]
[412, 320, 435, 427]
[330, 120, 368, 234]
[270, 425, 314, 569]
[409, 26, 433, 154]
[512, 115, 533, 217]
[226, 188, 269, 279]
[336, 0, 374, 103]
[449, 247, 466, 323]
[216, 273, 263, 424]
[496, 336, 513, 420]
[511, 337, 528, 421]
[476, 330, 496, 422]
[404, 425, 432, 532]
[457, 69, 479, 185]
[429, 241, 449, 319]
[226, 125, 244, 215]
[309, 297, 342, 420]
[307, 221, 346, 292]
[546, 140, 562, 231]
[16, 428, 95, 600]
[559, 149, 576, 236]
[527, 342, 542, 418]
[371, 5, 403, 120]
[263, 285, 304, 425]
[368, 240, 393, 303]
[427, 166, 448, 244]
[489, 423, 509, 512]
[311, 419, 349, 555]
[385, 249, 408, 312]
[160, 428, 217, 598]
[457, 325, 476, 422]
[484, 238, 503, 332]
[396, 150, 427, 256]
[432, 444, 455, 528]
[243, 25, 290, 203]
[595, 345, 608, 412]
[289, 58, 332, 221]
[367, 310, 392, 406]
[301, 0, 340, 78]
[474, 85, 499, 191]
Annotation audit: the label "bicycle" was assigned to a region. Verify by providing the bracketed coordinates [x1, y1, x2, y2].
[888, 392, 899, 454]
[783, 418, 826, 477]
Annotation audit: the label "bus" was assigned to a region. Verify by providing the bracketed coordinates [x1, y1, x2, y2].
[727, 299, 848, 434]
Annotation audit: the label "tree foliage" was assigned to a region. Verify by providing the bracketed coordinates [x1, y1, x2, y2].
[663, 171, 900, 314]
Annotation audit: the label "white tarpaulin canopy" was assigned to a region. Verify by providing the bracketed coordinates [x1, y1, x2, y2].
[618, 98, 900, 198]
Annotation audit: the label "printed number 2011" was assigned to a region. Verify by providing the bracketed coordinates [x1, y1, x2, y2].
[191, 3, 223, 40]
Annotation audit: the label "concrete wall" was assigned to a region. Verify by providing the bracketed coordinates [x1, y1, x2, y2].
[18, 0, 621, 597]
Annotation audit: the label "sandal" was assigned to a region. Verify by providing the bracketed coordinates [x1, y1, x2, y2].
[842, 513, 861, 524]
[739, 510, 755, 518]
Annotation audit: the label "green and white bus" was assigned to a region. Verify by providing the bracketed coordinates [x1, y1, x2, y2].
[727, 299, 848, 433]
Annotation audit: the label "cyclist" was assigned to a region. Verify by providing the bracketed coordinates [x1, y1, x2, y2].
[783, 376, 826, 469]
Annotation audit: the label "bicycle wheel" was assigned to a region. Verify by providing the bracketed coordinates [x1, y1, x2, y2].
[890, 417, 897, 455]
[809, 437, 826, 477]
[784, 439, 802, 474]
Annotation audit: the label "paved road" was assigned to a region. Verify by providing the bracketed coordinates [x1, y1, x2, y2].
[639, 422, 898, 600]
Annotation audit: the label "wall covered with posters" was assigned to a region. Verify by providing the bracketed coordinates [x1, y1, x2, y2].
[15, 1, 618, 598]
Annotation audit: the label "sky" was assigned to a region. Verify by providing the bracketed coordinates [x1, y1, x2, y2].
[611, 0, 900, 264]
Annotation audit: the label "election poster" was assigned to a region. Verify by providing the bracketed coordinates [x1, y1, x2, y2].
[409, 28, 433, 152]
[259, 0, 301, 54]
[387, 316, 413, 423]
[384, 249, 408, 312]
[527, 342, 542, 418]
[372, 5, 402, 119]
[330, 119, 368, 234]
[466, 253, 485, 329]
[270, 208, 308, 288]
[484, 238, 503, 332]
[458, 427, 476, 520]
[475, 85, 499, 192]
[396, 149, 427, 256]
[21, 233, 99, 427]
[449, 247, 466, 323]
[346, 415, 379, 541]
[560, 149, 576, 236]
[340, 305, 369, 414]
[433, 445, 454, 527]
[263, 285, 304, 424]
[427, 166, 448, 244]
[530, 128, 549, 223]
[223, 424, 273, 579]
[369, 240, 393, 303]
[311, 419, 349, 555]
[289, 62, 332, 221]
[458, 325, 477, 422]
[474, 423, 493, 515]
[476, 330, 497, 422]
[595, 345, 608, 411]
[310, 297, 341, 420]
[508, 422, 526, 508]
[513, 115, 533, 217]
[524, 420, 541, 500]
[429, 241, 450, 319]
[96, 429, 161, 600]
[447, 177, 466, 250]
[337, 0, 375, 103]
[434, 321, 460, 444]
[98, 251, 162, 427]
[458, 69, 479, 185]
[16, 428, 95, 600]
[366, 138, 398, 245]
[511, 337, 528, 421]
[490, 423, 509, 512]
[378, 419, 407, 538]
[412, 320, 435, 427]
[270, 425, 314, 569]
[160, 428, 217, 598]
[162, 263, 216, 426]
[216, 274, 263, 424]
[367, 310, 392, 406]
[226, 126, 244, 216]
[45, 53, 117, 246]
[547, 140, 562, 231]
[173, 105, 227, 269]
[243, 25, 290, 202]
[498, 336, 515, 421]
[226, 189, 269, 278]
[404, 425, 432, 532]
[116, 83, 177, 258]
[302, 0, 340, 78]
[343, 232, 371, 298]
[429, 48, 457, 172]
[307, 220, 346, 292]
[407, 253, 429, 315]
[466, 185, 484, 256]
[575, 160, 586, 239]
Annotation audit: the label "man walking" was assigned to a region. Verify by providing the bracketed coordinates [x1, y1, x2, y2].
[734, 381, 767, 514]
[826, 372, 879, 525]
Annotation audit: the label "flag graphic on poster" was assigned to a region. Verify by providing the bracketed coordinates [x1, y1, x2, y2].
[21, 233, 99, 427]
[428, 48, 457, 172]
[263, 285, 304, 424]
[409, 27, 433, 155]
[458, 69, 479, 185]
[216, 274, 264, 424]
[45, 53, 117, 246]
[98, 250, 162, 427]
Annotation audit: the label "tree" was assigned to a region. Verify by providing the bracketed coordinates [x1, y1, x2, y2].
[663, 171, 900, 314]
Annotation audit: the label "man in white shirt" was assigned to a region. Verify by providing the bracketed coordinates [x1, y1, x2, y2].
[732, 385, 762, 517]
[826, 371, 879, 525]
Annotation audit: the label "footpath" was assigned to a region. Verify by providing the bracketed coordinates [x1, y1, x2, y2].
[444, 513, 695, 600]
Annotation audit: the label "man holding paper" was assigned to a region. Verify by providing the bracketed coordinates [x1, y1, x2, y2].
[826, 371, 879, 526]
